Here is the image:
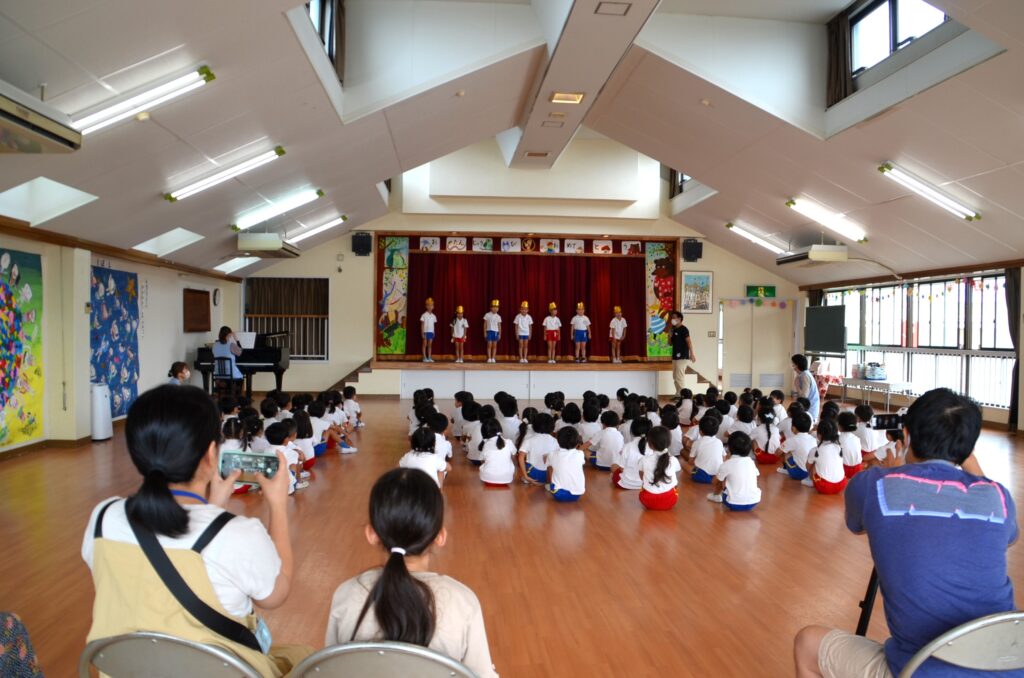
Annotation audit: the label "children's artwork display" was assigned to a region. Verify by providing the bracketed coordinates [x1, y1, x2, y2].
[472, 238, 493, 252]
[500, 238, 521, 252]
[378, 236, 410, 354]
[593, 240, 613, 254]
[0, 249, 43, 448]
[540, 238, 560, 253]
[446, 237, 467, 252]
[622, 241, 642, 256]
[564, 239, 584, 254]
[682, 271, 713, 314]
[420, 236, 440, 252]
[645, 242, 676, 358]
[90, 266, 140, 418]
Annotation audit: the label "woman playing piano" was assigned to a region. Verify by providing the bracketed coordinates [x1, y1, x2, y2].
[212, 326, 244, 382]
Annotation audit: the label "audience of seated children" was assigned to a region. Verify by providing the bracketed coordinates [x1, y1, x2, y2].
[220, 417, 258, 494]
[687, 415, 726, 483]
[585, 411, 624, 470]
[266, 422, 304, 493]
[723, 391, 739, 419]
[611, 388, 628, 416]
[462, 402, 483, 462]
[752, 408, 781, 465]
[778, 401, 804, 444]
[875, 428, 906, 468]
[779, 412, 816, 481]
[579, 404, 603, 446]
[270, 390, 293, 420]
[675, 388, 694, 424]
[400, 427, 450, 488]
[546, 427, 586, 502]
[292, 411, 317, 470]
[308, 400, 342, 452]
[618, 400, 640, 442]
[660, 408, 683, 457]
[477, 419, 515, 486]
[342, 386, 364, 428]
[713, 400, 734, 442]
[611, 418, 652, 489]
[497, 396, 521, 441]
[325, 468, 498, 677]
[691, 393, 709, 424]
[517, 413, 559, 485]
[324, 391, 358, 452]
[709, 432, 762, 511]
[643, 397, 662, 427]
[450, 391, 472, 439]
[428, 413, 454, 462]
[557, 402, 581, 433]
[854, 404, 884, 464]
[819, 400, 840, 426]
[836, 411, 863, 478]
[639, 426, 681, 510]
[219, 395, 240, 421]
[728, 405, 757, 437]
[805, 418, 847, 494]
[260, 397, 280, 425]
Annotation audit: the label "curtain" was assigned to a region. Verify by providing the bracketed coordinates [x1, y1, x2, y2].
[245, 278, 329, 315]
[826, 11, 854, 108]
[1005, 268, 1021, 431]
[808, 289, 825, 307]
[403, 252, 648, 361]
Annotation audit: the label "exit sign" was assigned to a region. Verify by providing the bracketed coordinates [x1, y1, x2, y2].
[746, 285, 776, 298]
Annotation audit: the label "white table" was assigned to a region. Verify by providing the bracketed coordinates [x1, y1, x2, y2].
[841, 378, 914, 411]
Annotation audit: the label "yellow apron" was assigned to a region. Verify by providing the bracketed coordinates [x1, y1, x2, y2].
[86, 501, 310, 677]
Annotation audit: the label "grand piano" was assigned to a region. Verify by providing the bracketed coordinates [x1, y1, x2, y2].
[194, 332, 290, 401]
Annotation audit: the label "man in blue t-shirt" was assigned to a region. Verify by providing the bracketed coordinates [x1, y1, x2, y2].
[793, 388, 1019, 678]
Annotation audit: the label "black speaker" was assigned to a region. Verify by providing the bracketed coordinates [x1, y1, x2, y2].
[682, 238, 703, 262]
[352, 232, 372, 256]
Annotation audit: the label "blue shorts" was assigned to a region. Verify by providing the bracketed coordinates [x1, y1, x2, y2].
[547, 484, 581, 502]
[313, 442, 328, 457]
[526, 464, 547, 483]
[486, 330, 499, 342]
[724, 496, 758, 512]
[783, 456, 809, 480]
[691, 468, 714, 484]
[470, 459, 483, 467]
[573, 330, 588, 343]
[518, 335, 529, 341]
[424, 332, 434, 340]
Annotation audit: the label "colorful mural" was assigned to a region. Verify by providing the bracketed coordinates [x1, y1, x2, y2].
[90, 266, 140, 418]
[377, 237, 409, 354]
[645, 242, 676, 358]
[0, 249, 43, 447]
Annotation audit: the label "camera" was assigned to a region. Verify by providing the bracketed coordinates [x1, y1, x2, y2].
[220, 451, 279, 483]
[872, 407, 908, 432]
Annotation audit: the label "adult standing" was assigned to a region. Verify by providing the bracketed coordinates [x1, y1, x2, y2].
[791, 353, 820, 421]
[212, 325, 244, 381]
[669, 311, 696, 397]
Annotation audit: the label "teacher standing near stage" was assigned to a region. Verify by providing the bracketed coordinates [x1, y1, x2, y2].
[791, 353, 819, 421]
[669, 311, 695, 397]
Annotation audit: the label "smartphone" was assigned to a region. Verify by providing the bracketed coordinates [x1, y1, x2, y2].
[220, 451, 279, 483]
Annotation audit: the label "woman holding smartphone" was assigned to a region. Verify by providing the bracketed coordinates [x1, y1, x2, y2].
[81, 384, 310, 676]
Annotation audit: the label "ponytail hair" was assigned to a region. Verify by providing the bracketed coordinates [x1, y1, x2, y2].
[647, 426, 672, 486]
[515, 421, 530, 450]
[478, 418, 505, 451]
[125, 385, 220, 537]
[222, 417, 245, 445]
[167, 361, 188, 379]
[631, 417, 653, 455]
[353, 469, 443, 646]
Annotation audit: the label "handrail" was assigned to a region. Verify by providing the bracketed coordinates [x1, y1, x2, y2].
[243, 313, 329, 318]
[848, 345, 1013, 359]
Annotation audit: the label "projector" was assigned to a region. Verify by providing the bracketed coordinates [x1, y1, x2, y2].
[776, 244, 848, 266]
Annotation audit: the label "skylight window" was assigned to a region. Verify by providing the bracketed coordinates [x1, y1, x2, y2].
[851, 0, 947, 74]
[132, 228, 205, 257]
[0, 177, 97, 226]
[214, 257, 261, 274]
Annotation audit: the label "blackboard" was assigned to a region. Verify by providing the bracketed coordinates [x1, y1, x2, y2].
[804, 305, 846, 354]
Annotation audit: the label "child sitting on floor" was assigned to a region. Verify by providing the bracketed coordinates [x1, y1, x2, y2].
[643, 397, 662, 427]
[713, 400, 734, 441]
[579, 404, 603, 446]
[769, 389, 787, 425]
[676, 388, 694, 424]
[661, 409, 683, 457]
[400, 427, 450, 488]
[557, 402, 581, 433]
[585, 410, 624, 470]
[450, 391, 473, 439]
[752, 408, 781, 465]
[837, 411, 863, 478]
[854, 404, 884, 463]
[618, 401, 640, 442]
[429, 412, 454, 461]
[547, 427, 586, 502]
[611, 418, 652, 489]
[728, 405, 757, 437]
[709, 432, 761, 511]
[461, 401, 483, 458]
[498, 397, 521, 441]
[805, 418, 848, 494]
[517, 412, 559, 485]
[477, 419, 515, 486]
[639, 426, 681, 510]
[687, 415, 726, 483]
[778, 412, 816, 481]
[343, 385, 364, 428]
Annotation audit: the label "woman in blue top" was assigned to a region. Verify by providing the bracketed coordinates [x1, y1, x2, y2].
[791, 353, 819, 421]
[212, 326, 244, 381]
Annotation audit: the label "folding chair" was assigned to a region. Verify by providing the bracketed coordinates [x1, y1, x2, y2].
[78, 631, 261, 678]
[898, 611, 1024, 677]
[290, 641, 478, 678]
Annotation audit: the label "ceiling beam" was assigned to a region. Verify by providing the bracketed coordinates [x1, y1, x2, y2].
[798, 259, 1023, 291]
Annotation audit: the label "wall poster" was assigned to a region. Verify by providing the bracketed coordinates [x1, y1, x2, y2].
[90, 266, 140, 418]
[0, 248, 43, 447]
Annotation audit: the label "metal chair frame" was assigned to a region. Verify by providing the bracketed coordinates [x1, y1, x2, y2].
[78, 631, 261, 678]
[290, 640, 479, 678]
[898, 611, 1024, 677]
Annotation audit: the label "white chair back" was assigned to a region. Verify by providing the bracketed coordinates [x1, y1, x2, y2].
[78, 632, 261, 678]
[290, 641, 478, 678]
[898, 611, 1024, 677]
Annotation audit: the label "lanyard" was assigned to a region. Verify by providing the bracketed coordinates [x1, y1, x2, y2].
[170, 490, 208, 505]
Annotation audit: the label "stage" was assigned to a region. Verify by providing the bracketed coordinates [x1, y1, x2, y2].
[373, 359, 670, 399]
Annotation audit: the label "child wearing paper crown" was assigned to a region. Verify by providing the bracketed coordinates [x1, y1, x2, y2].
[483, 299, 502, 364]
[571, 302, 591, 363]
[543, 302, 562, 364]
[515, 301, 533, 364]
[450, 305, 469, 363]
[609, 305, 627, 364]
[421, 297, 438, 363]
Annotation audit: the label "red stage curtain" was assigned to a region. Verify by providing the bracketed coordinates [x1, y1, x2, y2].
[404, 252, 647, 361]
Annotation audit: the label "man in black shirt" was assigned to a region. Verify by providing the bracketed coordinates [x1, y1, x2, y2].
[669, 311, 695, 396]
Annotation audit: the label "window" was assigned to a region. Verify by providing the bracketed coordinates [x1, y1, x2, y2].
[244, 278, 330, 361]
[667, 168, 692, 199]
[865, 285, 905, 346]
[307, 0, 344, 81]
[912, 279, 964, 348]
[851, 0, 946, 75]
[970, 275, 1013, 351]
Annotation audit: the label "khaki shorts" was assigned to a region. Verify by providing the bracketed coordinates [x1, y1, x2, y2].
[819, 629, 893, 678]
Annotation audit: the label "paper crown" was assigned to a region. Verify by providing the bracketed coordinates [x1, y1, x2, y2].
[520, 300, 529, 309]
[576, 302, 585, 309]
[425, 297, 434, 304]
[613, 305, 622, 313]
[456, 305, 464, 313]
[548, 302, 557, 310]
[490, 299, 500, 307]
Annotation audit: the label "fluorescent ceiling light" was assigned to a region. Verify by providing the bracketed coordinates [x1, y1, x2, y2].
[72, 66, 214, 135]
[214, 256, 261, 274]
[878, 162, 980, 221]
[234, 188, 324, 231]
[133, 227, 204, 257]
[286, 215, 347, 244]
[164, 146, 285, 202]
[726, 222, 789, 255]
[550, 92, 585, 104]
[0, 177, 97, 226]
[785, 198, 867, 243]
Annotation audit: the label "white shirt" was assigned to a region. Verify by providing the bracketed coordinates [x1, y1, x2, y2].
[295, 436, 315, 462]
[809, 441, 845, 483]
[773, 403, 787, 424]
[500, 415, 521, 442]
[855, 422, 883, 452]
[578, 421, 602, 445]
[610, 399, 625, 416]
[548, 448, 586, 495]
[839, 431, 863, 466]
[717, 414, 734, 440]
[343, 399, 361, 420]
[451, 406, 465, 437]
[513, 313, 533, 336]
[729, 405, 739, 420]
[570, 314, 591, 332]
[464, 421, 484, 460]
[716, 456, 761, 505]
[618, 421, 634, 443]
[677, 399, 693, 423]
[309, 417, 332, 444]
[483, 312, 502, 333]
[727, 420, 757, 437]
[646, 412, 662, 427]
[399, 450, 448, 486]
[751, 423, 781, 455]
[617, 441, 645, 490]
[693, 406, 709, 422]
[779, 418, 793, 439]
[478, 438, 516, 484]
[641, 452, 681, 493]
[783, 432, 818, 470]
[690, 435, 726, 475]
[328, 407, 349, 427]
[435, 433, 453, 460]
[519, 433, 559, 470]
[609, 317, 628, 339]
[452, 317, 470, 339]
[542, 315, 562, 331]
[668, 426, 684, 457]
[83, 498, 280, 619]
[421, 311, 438, 333]
[250, 435, 270, 453]
[590, 427, 624, 468]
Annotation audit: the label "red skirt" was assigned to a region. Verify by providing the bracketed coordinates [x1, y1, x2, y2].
[611, 469, 623, 486]
[483, 481, 510, 488]
[639, 487, 679, 510]
[843, 463, 863, 479]
[813, 475, 848, 495]
[545, 330, 559, 342]
[302, 457, 316, 471]
[755, 449, 778, 465]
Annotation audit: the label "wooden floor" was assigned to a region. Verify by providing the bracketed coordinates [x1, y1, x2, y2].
[2, 400, 1023, 677]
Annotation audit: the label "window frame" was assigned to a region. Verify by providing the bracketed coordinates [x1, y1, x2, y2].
[850, 0, 947, 77]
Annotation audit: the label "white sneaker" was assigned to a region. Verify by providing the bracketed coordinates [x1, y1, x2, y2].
[801, 478, 815, 487]
[520, 358, 528, 363]
[300, 471, 311, 479]
[706, 493, 723, 503]
[422, 357, 430, 363]
[456, 358, 463, 363]
[340, 445, 358, 454]
[294, 480, 309, 490]
[548, 359, 555, 364]
[776, 467, 789, 475]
